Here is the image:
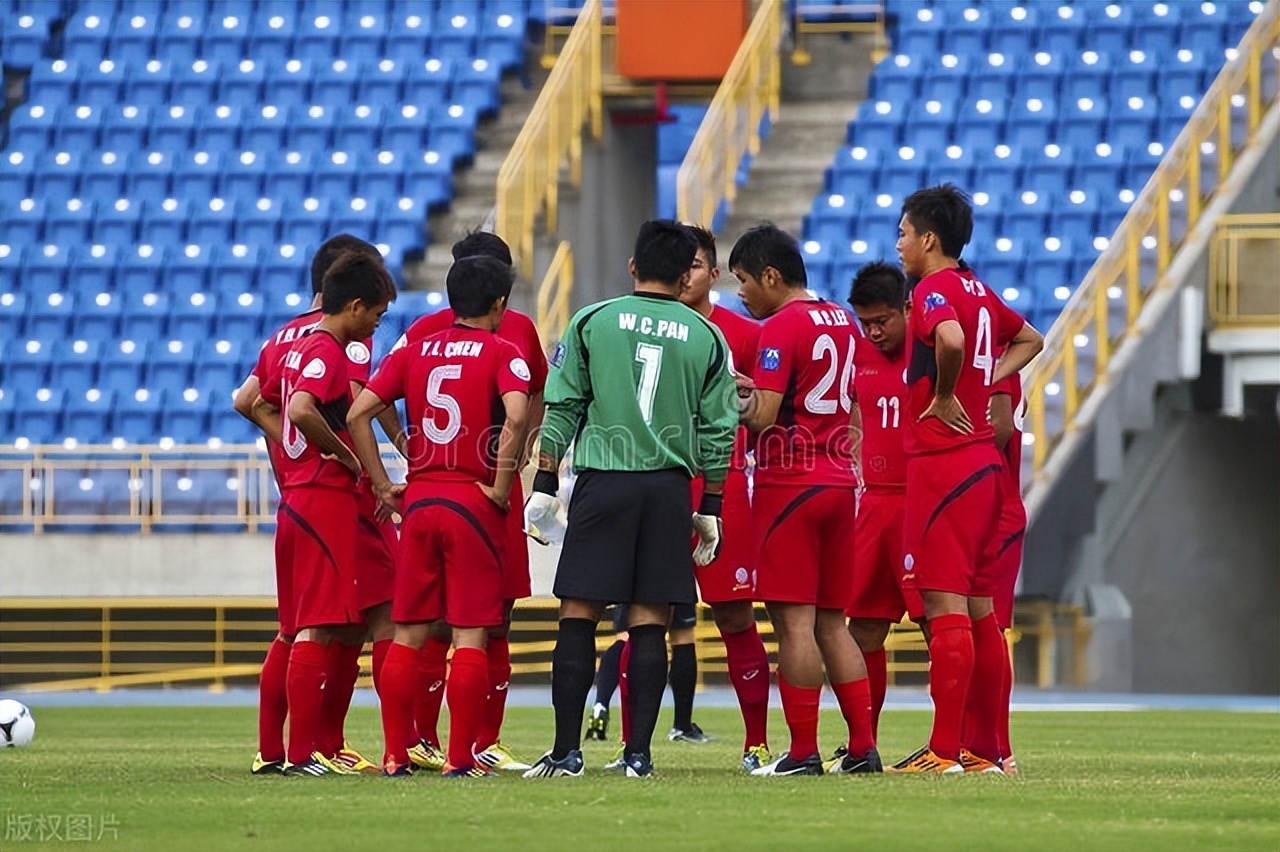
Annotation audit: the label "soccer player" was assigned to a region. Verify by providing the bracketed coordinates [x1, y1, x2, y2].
[522, 220, 738, 779]
[888, 185, 1043, 774]
[842, 261, 925, 745]
[347, 255, 531, 778]
[392, 231, 547, 773]
[257, 251, 396, 776]
[732, 223, 880, 777]
[234, 235, 398, 776]
[677, 226, 772, 769]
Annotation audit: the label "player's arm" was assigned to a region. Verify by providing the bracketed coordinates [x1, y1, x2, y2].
[989, 390, 1014, 453]
[696, 335, 737, 493]
[482, 390, 530, 510]
[522, 390, 544, 470]
[991, 320, 1044, 386]
[288, 390, 360, 475]
[922, 318, 973, 434]
[849, 402, 864, 481]
[347, 387, 401, 513]
[233, 374, 283, 444]
[536, 318, 590, 476]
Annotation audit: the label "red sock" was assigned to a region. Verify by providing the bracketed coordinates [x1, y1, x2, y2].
[286, 640, 328, 765]
[371, 639, 391, 696]
[996, 629, 1014, 760]
[777, 672, 821, 761]
[378, 642, 420, 769]
[831, 677, 875, 757]
[926, 613, 974, 762]
[320, 641, 361, 757]
[257, 637, 290, 762]
[474, 636, 511, 752]
[445, 647, 488, 770]
[863, 647, 887, 741]
[619, 639, 632, 745]
[722, 624, 770, 750]
[414, 637, 450, 748]
[965, 613, 1005, 762]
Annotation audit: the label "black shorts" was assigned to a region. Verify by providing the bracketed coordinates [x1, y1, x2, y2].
[554, 469, 695, 606]
[611, 603, 697, 632]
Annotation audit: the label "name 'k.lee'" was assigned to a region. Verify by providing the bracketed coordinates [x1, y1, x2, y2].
[618, 313, 690, 341]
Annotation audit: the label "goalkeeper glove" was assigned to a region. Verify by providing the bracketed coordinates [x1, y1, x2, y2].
[524, 470, 566, 545]
[691, 492, 723, 567]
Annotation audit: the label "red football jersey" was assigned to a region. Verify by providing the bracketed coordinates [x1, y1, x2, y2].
[366, 325, 530, 485]
[399, 308, 548, 395]
[904, 267, 1025, 456]
[260, 330, 359, 491]
[707, 304, 760, 471]
[852, 333, 908, 489]
[751, 299, 858, 487]
[251, 309, 373, 484]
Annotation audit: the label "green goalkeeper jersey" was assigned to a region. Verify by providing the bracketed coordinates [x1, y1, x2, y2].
[541, 291, 738, 485]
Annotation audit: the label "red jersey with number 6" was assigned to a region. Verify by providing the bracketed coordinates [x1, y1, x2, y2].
[904, 267, 1025, 456]
[751, 298, 858, 487]
[852, 333, 908, 489]
[365, 326, 531, 485]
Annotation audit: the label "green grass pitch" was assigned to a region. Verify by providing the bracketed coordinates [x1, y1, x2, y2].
[1, 706, 1276, 851]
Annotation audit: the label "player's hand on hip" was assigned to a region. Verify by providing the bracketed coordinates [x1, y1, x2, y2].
[920, 394, 974, 435]
[523, 491, 565, 545]
[478, 482, 510, 512]
[324, 451, 363, 478]
[691, 512, 723, 566]
[374, 482, 405, 520]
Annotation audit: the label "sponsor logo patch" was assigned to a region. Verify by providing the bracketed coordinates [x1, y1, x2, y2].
[550, 341, 567, 368]
[760, 347, 781, 371]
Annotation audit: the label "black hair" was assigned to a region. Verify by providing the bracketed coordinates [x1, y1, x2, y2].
[632, 219, 699, 286]
[320, 250, 397, 314]
[311, 234, 380, 295]
[451, 230, 513, 266]
[727, 222, 807, 288]
[685, 224, 717, 269]
[849, 261, 907, 311]
[900, 184, 973, 260]
[447, 255, 516, 319]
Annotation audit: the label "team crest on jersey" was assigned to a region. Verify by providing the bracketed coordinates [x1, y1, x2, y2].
[346, 341, 371, 365]
[760, 347, 781, 371]
[302, 357, 327, 379]
[510, 357, 531, 381]
[923, 292, 947, 312]
[903, 554, 915, 573]
[550, 342, 567, 368]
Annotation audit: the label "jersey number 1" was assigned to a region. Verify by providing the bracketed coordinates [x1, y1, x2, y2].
[634, 343, 664, 424]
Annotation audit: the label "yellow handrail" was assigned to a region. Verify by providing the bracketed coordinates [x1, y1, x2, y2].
[496, 0, 603, 279]
[1022, 3, 1280, 482]
[676, 0, 783, 227]
[1209, 212, 1280, 325]
[536, 240, 575, 345]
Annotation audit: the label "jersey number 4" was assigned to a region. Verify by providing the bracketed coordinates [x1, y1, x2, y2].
[805, 334, 854, 415]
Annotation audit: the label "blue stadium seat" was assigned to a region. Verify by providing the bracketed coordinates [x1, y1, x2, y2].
[173, 151, 223, 202]
[198, 340, 248, 396]
[163, 395, 213, 444]
[312, 58, 360, 105]
[169, 244, 212, 298]
[335, 104, 385, 154]
[342, 8, 390, 62]
[47, 199, 95, 245]
[63, 392, 116, 443]
[4, 339, 53, 390]
[262, 59, 314, 108]
[90, 197, 139, 246]
[455, 59, 502, 116]
[247, 6, 297, 58]
[1, 200, 47, 245]
[215, 292, 266, 342]
[404, 58, 456, 111]
[171, 59, 222, 107]
[13, 387, 66, 444]
[189, 198, 238, 245]
[122, 57, 172, 106]
[211, 245, 262, 298]
[2, 13, 52, 69]
[28, 59, 80, 107]
[110, 10, 158, 65]
[63, 11, 111, 64]
[220, 58, 266, 103]
[112, 388, 164, 443]
[312, 151, 359, 199]
[404, 151, 453, 210]
[220, 151, 268, 199]
[150, 103, 197, 151]
[120, 291, 170, 338]
[69, 244, 120, 295]
[287, 104, 337, 153]
[202, 9, 251, 63]
[381, 103, 432, 153]
[0, 293, 28, 341]
[7, 102, 58, 151]
[147, 339, 197, 395]
[0, 151, 35, 199]
[358, 58, 407, 104]
[21, 246, 71, 298]
[168, 293, 217, 341]
[100, 339, 151, 395]
[71, 292, 122, 340]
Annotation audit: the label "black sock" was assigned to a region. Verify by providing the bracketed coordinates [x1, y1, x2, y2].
[625, 624, 668, 761]
[594, 639, 625, 707]
[669, 642, 696, 732]
[551, 617, 597, 759]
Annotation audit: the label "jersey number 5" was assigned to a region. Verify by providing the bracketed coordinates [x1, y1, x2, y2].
[805, 334, 854, 415]
[423, 364, 463, 444]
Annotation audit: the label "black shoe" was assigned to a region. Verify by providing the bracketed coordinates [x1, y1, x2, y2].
[667, 722, 712, 744]
[830, 747, 883, 774]
[750, 751, 824, 776]
[282, 758, 331, 777]
[621, 752, 655, 778]
[586, 703, 610, 741]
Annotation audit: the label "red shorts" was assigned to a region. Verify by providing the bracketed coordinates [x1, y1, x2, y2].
[754, 484, 857, 609]
[393, 480, 506, 629]
[277, 486, 361, 631]
[901, 443, 1003, 599]
[690, 470, 756, 604]
[272, 491, 296, 636]
[985, 490, 1027, 629]
[846, 487, 924, 623]
[355, 477, 397, 613]
[502, 475, 532, 601]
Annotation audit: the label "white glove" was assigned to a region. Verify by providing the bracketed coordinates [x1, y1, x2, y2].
[691, 512, 723, 566]
[524, 491, 566, 545]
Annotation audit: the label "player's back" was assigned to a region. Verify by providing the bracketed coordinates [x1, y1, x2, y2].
[402, 308, 546, 387]
[904, 267, 1002, 456]
[391, 326, 526, 485]
[753, 299, 858, 487]
[853, 334, 908, 489]
[265, 330, 358, 491]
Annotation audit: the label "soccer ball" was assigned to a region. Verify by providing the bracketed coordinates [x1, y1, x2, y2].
[0, 699, 35, 748]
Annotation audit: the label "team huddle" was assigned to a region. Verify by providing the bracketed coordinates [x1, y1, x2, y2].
[237, 182, 1043, 780]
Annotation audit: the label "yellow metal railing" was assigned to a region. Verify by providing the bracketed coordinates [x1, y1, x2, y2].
[0, 445, 405, 532]
[496, 0, 603, 279]
[3, 597, 1080, 693]
[1209, 212, 1280, 325]
[790, 2, 887, 66]
[535, 240, 575, 345]
[675, 0, 783, 228]
[1023, 2, 1280, 480]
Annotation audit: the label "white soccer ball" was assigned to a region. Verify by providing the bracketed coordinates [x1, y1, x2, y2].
[0, 699, 35, 748]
